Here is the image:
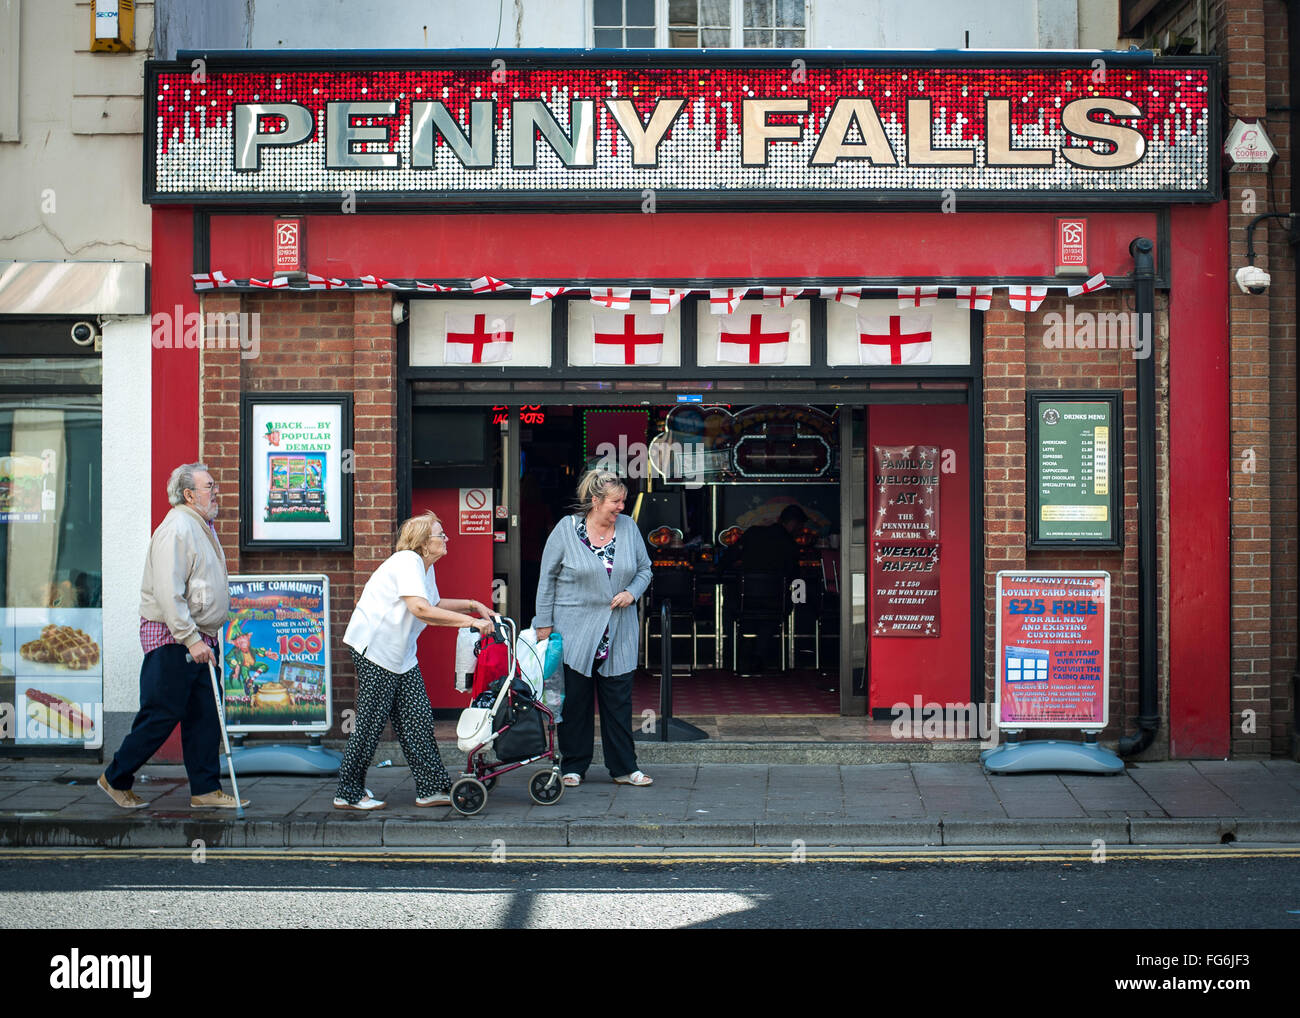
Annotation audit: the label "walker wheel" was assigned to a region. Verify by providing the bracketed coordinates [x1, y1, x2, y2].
[451, 776, 488, 816]
[528, 768, 564, 806]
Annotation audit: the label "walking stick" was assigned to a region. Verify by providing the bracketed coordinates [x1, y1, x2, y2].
[207, 658, 246, 819]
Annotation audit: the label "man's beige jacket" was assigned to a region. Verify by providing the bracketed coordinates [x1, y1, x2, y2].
[139, 505, 229, 648]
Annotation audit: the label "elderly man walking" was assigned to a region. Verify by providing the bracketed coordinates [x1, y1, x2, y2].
[99, 463, 247, 809]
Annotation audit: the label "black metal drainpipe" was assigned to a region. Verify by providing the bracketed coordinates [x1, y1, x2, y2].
[1290, 0, 1300, 759]
[1119, 236, 1160, 756]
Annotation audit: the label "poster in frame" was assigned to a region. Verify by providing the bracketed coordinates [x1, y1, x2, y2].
[239, 393, 353, 551]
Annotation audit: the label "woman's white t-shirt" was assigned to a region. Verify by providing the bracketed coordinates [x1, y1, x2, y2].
[343, 550, 440, 674]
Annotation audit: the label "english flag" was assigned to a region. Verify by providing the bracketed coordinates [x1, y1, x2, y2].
[717, 312, 791, 365]
[762, 286, 802, 308]
[709, 287, 748, 315]
[530, 286, 571, 304]
[1007, 285, 1048, 312]
[818, 286, 861, 307]
[358, 274, 398, 290]
[954, 286, 993, 311]
[416, 281, 454, 292]
[248, 276, 289, 289]
[649, 287, 689, 314]
[468, 275, 512, 294]
[192, 270, 234, 290]
[592, 312, 664, 365]
[858, 312, 934, 365]
[444, 312, 515, 364]
[1067, 272, 1109, 298]
[898, 285, 938, 308]
[307, 273, 348, 290]
[589, 287, 632, 310]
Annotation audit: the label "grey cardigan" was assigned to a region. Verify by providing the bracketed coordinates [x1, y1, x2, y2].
[532, 513, 653, 678]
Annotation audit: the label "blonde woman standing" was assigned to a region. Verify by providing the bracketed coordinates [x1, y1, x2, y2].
[534, 470, 654, 788]
[335, 511, 493, 810]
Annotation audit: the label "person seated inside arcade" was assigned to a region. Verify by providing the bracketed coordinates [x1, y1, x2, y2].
[720, 503, 808, 673]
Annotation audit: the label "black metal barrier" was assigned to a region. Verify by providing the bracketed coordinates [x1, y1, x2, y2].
[635, 598, 709, 743]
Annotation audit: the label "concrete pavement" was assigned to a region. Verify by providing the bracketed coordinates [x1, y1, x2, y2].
[2, 756, 1300, 849]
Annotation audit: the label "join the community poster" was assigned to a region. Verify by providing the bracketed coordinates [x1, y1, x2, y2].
[222, 575, 331, 732]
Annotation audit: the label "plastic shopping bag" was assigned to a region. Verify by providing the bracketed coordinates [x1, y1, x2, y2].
[542, 631, 565, 722]
[516, 628, 547, 697]
[454, 627, 479, 693]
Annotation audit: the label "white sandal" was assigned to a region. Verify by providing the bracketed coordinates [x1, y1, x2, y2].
[614, 771, 653, 786]
[562, 772, 582, 787]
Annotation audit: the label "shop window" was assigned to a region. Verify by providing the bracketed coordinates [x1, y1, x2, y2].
[593, 0, 658, 47]
[667, 0, 807, 47]
[0, 353, 103, 753]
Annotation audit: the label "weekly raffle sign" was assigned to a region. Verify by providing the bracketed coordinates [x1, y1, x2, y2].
[995, 571, 1109, 729]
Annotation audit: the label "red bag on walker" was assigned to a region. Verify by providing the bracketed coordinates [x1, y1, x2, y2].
[470, 639, 510, 699]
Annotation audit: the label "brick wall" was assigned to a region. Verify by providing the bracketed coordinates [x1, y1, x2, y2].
[984, 294, 1160, 751]
[200, 291, 397, 733]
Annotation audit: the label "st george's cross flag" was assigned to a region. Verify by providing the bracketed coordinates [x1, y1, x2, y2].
[357, 274, 399, 290]
[1007, 285, 1048, 312]
[592, 312, 664, 365]
[416, 281, 454, 292]
[762, 286, 802, 308]
[1067, 272, 1109, 298]
[709, 287, 748, 315]
[248, 276, 289, 289]
[468, 275, 513, 294]
[649, 287, 690, 314]
[192, 270, 234, 290]
[953, 286, 993, 311]
[898, 285, 939, 308]
[818, 286, 861, 307]
[444, 312, 515, 364]
[530, 286, 571, 304]
[307, 273, 349, 290]
[858, 312, 934, 365]
[589, 287, 632, 310]
[717, 312, 791, 364]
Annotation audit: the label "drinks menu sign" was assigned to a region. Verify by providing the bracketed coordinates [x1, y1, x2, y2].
[1028, 392, 1122, 547]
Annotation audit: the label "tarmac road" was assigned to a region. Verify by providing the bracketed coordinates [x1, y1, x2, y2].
[4, 848, 1299, 929]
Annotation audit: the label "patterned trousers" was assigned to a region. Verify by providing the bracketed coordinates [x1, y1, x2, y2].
[334, 649, 451, 804]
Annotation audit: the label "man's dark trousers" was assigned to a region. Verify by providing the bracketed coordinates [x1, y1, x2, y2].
[104, 644, 222, 795]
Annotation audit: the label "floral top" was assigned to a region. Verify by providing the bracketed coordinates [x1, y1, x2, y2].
[575, 515, 616, 661]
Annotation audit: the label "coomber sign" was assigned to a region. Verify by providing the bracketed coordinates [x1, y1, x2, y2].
[145, 54, 1216, 207]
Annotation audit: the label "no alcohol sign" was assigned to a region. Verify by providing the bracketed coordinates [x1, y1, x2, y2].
[459, 487, 492, 535]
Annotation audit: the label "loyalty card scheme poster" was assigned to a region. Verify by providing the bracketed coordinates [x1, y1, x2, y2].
[996, 571, 1110, 728]
[222, 575, 330, 732]
[250, 402, 344, 543]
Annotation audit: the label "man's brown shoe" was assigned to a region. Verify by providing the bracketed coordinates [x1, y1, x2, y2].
[190, 790, 249, 809]
[98, 773, 147, 809]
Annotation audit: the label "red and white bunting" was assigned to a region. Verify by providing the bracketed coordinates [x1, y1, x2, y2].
[717, 312, 791, 365]
[954, 286, 993, 311]
[709, 287, 748, 315]
[592, 312, 664, 365]
[1067, 272, 1109, 298]
[898, 285, 939, 308]
[818, 286, 861, 307]
[192, 270, 233, 290]
[416, 281, 454, 292]
[762, 286, 802, 308]
[649, 287, 689, 314]
[248, 276, 289, 289]
[1007, 285, 1049, 312]
[858, 312, 934, 365]
[306, 273, 348, 290]
[357, 274, 398, 290]
[468, 275, 513, 294]
[589, 287, 632, 310]
[530, 286, 571, 304]
[444, 312, 515, 364]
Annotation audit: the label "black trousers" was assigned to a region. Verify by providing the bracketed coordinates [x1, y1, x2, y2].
[557, 658, 638, 779]
[105, 644, 222, 796]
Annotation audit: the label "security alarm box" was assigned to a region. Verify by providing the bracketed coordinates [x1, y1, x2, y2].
[90, 0, 135, 53]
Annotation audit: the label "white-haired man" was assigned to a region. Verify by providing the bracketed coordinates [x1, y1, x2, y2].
[99, 463, 247, 809]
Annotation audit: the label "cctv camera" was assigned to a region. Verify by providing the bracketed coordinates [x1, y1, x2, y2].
[1236, 265, 1271, 295]
[70, 321, 99, 345]
[391, 302, 408, 325]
